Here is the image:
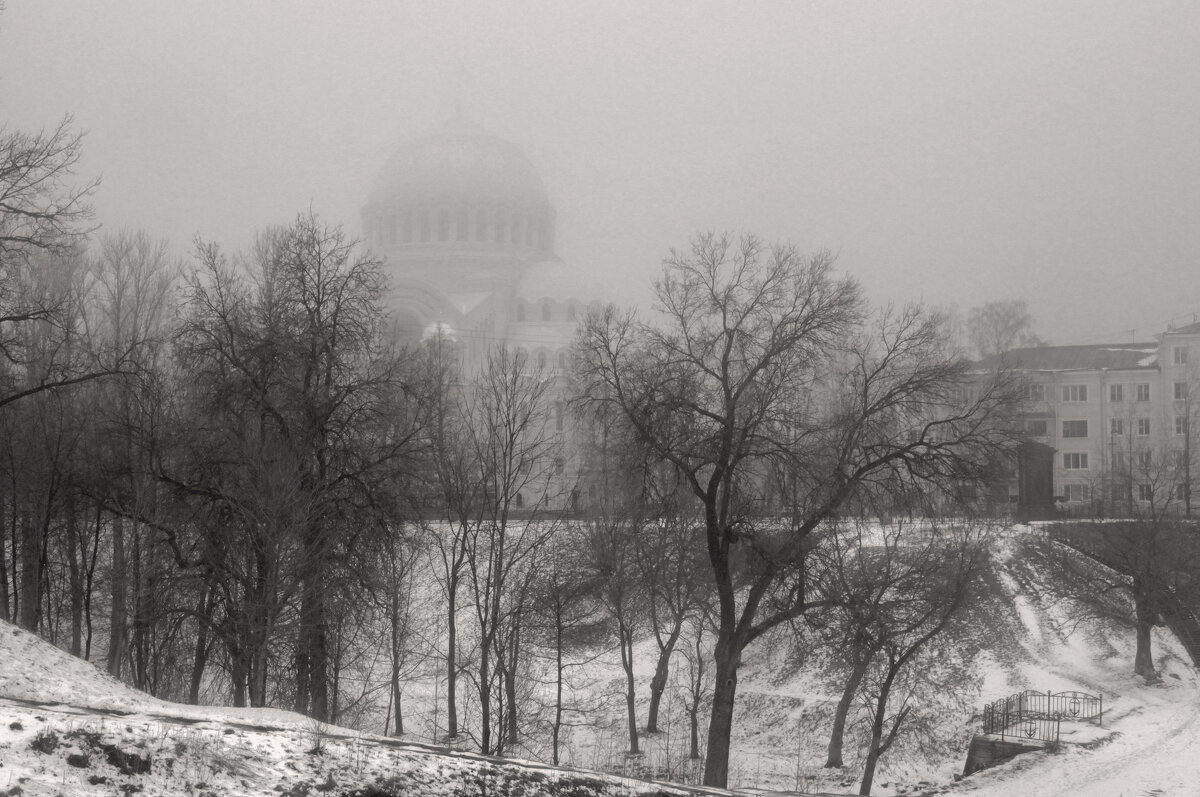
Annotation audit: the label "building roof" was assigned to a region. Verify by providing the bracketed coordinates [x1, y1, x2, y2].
[981, 343, 1160, 372]
[1166, 320, 1200, 335]
[368, 117, 549, 209]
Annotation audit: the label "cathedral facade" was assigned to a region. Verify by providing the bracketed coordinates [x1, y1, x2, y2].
[361, 117, 583, 373]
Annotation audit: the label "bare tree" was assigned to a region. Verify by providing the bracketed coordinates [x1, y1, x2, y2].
[455, 346, 561, 754]
[576, 233, 1019, 787]
[1031, 517, 1200, 681]
[527, 525, 605, 765]
[0, 116, 96, 261]
[967, 299, 1044, 360]
[815, 518, 990, 796]
[168, 212, 424, 714]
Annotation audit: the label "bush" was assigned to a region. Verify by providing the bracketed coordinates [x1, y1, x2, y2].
[29, 728, 59, 754]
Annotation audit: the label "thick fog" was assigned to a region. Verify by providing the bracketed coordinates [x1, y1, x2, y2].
[3, 0, 1199, 343]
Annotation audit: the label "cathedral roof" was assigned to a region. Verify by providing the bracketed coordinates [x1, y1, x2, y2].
[368, 117, 550, 209]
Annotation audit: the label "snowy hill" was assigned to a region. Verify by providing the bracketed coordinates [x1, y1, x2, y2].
[0, 620, 696, 796]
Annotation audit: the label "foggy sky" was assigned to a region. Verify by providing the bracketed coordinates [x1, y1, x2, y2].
[3, 1, 1200, 345]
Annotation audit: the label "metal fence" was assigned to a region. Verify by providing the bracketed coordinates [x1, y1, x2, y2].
[981, 689, 1102, 743]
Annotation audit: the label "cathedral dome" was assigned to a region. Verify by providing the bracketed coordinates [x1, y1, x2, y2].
[363, 118, 556, 259]
[368, 118, 549, 208]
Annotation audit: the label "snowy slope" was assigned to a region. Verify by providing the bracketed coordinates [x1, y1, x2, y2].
[0, 620, 696, 796]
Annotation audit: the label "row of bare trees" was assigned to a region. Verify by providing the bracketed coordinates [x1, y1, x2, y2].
[573, 233, 1022, 788]
[2, 116, 1023, 794]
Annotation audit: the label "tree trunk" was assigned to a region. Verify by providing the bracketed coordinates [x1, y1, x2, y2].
[0, 496, 8, 624]
[688, 705, 700, 760]
[189, 582, 213, 705]
[84, 503, 102, 660]
[859, 670, 895, 797]
[553, 618, 564, 765]
[827, 654, 872, 768]
[107, 515, 128, 677]
[18, 506, 40, 631]
[646, 621, 682, 733]
[1134, 592, 1157, 681]
[478, 642, 492, 754]
[703, 635, 739, 788]
[619, 621, 640, 754]
[445, 582, 459, 739]
[66, 502, 83, 656]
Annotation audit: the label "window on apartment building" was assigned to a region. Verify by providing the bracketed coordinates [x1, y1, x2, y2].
[1063, 452, 1088, 469]
[1177, 416, 1189, 436]
[1137, 418, 1151, 436]
[1063, 385, 1088, 402]
[1110, 384, 1124, 402]
[1113, 451, 1127, 471]
[1177, 484, 1189, 500]
[1175, 450, 1189, 467]
[554, 457, 565, 476]
[1175, 346, 1190, 365]
[1136, 383, 1151, 401]
[1027, 419, 1048, 436]
[1138, 483, 1153, 502]
[1027, 383, 1045, 402]
[1062, 420, 1088, 438]
[1111, 418, 1124, 435]
[1138, 451, 1153, 469]
[1065, 483, 1090, 502]
[1176, 382, 1189, 401]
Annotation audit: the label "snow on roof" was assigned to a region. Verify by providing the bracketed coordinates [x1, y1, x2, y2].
[980, 343, 1160, 372]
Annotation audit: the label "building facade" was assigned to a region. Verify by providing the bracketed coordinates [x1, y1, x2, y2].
[361, 116, 584, 372]
[1002, 322, 1200, 515]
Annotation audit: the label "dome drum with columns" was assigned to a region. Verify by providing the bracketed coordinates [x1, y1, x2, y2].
[362, 118, 581, 373]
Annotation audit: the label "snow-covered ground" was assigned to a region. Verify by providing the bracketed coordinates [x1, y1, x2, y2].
[2, 526, 1199, 796]
[0, 620, 694, 796]
[936, 536, 1200, 797]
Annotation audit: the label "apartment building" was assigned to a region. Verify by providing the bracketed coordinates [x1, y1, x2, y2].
[1000, 322, 1200, 514]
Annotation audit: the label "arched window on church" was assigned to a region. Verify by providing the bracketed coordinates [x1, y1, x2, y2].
[403, 211, 413, 243]
[516, 302, 526, 322]
[476, 208, 488, 241]
[456, 208, 468, 241]
[388, 214, 397, 245]
[537, 350, 547, 370]
[419, 210, 431, 242]
[567, 303, 576, 322]
[542, 301, 552, 321]
[438, 209, 450, 241]
[496, 210, 507, 243]
[557, 350, 568, 372]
